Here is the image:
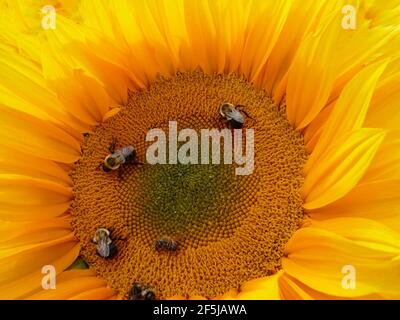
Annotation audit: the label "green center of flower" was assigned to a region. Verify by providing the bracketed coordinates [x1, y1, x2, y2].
[134, 163, 238, 247]
[70, 71, 308, 299]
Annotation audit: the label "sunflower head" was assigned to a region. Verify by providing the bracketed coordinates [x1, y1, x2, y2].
[1, 0, 400, 300]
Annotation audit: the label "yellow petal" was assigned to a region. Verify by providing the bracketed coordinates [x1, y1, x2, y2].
[361, 130, 400, 182]
[283, 218, 400, 297]
[302, 129, 386, 210]
[330, 27, 396, 101]
[0, 240, 79, 299]
[0, 16, 41, 62]
[213, 288, 239, 300]
[26, 270, 114, 300]
[68, 287, 117, 300]
[240, 0, 293, 82]
[302, 101, 334, 146]
[0, 218, 71, 247]
[103, 107, 121, 122]
[65, 40, 136, 104]
[0, 42, 90, 135]
[305, 60, 388, 173]
[280, 273, 385, 300]
[0, 203, 70, 222]
[3, 0, 79, 32]
[305, 60, 400, 153]
[365, 76, 400, 130]
[262, 0, 340, 99]
[0, 146, 72, 186]
[307, 179, 400, 233]
[362, 0, 400, 27]
[42, 19, 116, 123]
[98, 0, 171, 87]
[78, 0, 118, 39]
[286, 12, 340, 129]
[279, 274, 314, 300]
[0, 176, 71, 203]
[188, 295, 208, 300]
[0, 108, 81, 163]
[236, 271, 283, 300]
[56, 269, 96, 282]
[181, 0, 217, 74]
[0, 176, 72, 221]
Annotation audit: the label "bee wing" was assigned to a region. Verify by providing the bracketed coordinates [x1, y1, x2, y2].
[230, 109, 245, 122]
[115, 151, 126, 164]
[97, 238, 110, 257]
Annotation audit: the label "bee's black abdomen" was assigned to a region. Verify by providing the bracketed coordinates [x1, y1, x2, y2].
[107, 243, 118, 259]
[125, 150, 136, 163]
[229, 119, 244, 129]
[154, 238, 178, 252]
[128, 284, 141, 300]
[132, 284, 142, 296]
[128, 283, 156, 300]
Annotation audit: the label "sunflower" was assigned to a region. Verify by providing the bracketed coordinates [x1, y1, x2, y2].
[1, 0, 400, 300]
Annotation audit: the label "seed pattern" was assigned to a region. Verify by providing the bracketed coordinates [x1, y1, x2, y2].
[71, 70, 308, 299]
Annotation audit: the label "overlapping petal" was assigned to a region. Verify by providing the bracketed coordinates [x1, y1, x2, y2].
[0, 0, 398, 301]
[283, 218, 400, 298]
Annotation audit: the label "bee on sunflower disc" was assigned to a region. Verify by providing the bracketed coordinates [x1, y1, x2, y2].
[101, 137, 137, 173]
[219, 102, 252, 129]
[154, 236, 179, 252]
[128, 283, 156, 300]
[92, 228, 118, 259]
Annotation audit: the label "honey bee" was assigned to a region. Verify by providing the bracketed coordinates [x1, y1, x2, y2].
[128, 283, 156, 300]
[101, 137, 137, 173]
[92, 228, 118, 259]
[219, 102, 252, 129]
[154, 236, 178, 252]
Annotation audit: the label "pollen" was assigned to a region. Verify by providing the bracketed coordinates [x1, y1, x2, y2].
[70, 70, 308, 299]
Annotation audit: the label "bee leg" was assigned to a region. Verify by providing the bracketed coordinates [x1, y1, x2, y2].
[109, 137, 117, 154]
[236, 106, 253, 120]
[107, 227, 114, 236]
[229, 119, 244, 129]
[242, 110, 253, 119]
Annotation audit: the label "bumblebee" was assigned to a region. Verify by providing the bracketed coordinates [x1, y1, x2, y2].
[101, 137, 137, 172]
[154, 236, 178, 252]
[219, 102, 252, 129]
[92, 228, 118, 259]
[128, 283, 156, 300]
